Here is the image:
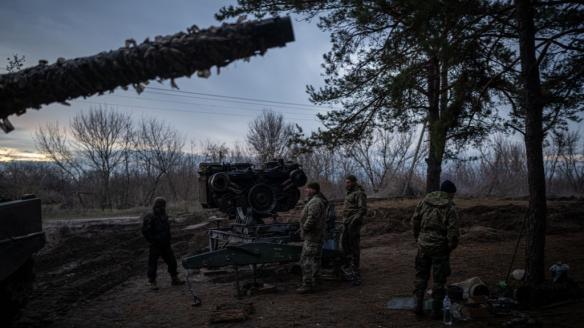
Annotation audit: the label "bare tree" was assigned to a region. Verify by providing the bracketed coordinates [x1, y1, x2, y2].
[344, 129, 413, 193]
[201, 140, 230, 162]
[544, 132, 567, 193]
[37, 106, 132, 209]
[474, 135, 528, 196]
[134, 117, 185, 205]
[228, 141, 253, 163]
[296, 146, 346, 198]
[35, 122, 84, 182]
[559, 131, 584, 194]
[172, 142, 202, 207]
[247, 110, 294, 162]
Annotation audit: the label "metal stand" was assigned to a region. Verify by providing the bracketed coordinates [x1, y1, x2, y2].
[186, 270, 202, 307]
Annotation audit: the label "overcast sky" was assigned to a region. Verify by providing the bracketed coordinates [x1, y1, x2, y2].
[0, 0, 331, 158]
[1, 1, 582, 161]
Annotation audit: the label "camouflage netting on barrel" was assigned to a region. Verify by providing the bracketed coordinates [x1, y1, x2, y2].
[0, 17, 294, 132]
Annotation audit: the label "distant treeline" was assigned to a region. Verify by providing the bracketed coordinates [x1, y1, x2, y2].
[0, 109, 582, 211]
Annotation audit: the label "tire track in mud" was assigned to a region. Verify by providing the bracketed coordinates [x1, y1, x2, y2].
[14, 218, 207, 327]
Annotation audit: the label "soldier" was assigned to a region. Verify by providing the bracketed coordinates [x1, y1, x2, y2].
[297, 182, 328, 294]
[141, 197, 184, 290]
[341, 175, 367, 286]
[411, 180, 460, 318]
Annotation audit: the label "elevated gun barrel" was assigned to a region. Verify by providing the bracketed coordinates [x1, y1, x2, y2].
[0, 17, 294, 132]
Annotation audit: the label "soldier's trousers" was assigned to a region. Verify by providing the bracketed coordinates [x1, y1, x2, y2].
[341, 219, 362, 272]
[413, 248, 451, 297]
[147, 243, 178, 282]
[300, 240, 323, 287]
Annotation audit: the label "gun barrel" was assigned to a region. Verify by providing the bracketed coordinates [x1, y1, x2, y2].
[0, 17, 294, 131]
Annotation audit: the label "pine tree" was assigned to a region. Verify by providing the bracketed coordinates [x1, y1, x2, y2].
[219, 0, 514, 191]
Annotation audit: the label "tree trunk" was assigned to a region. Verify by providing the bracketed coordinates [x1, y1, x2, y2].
[144, 172, 164, 206]
[426, 123, 446, 193]
[403, 121, 426, 195]
[425, 57, 443, 193]
[515, 0, 547, 286]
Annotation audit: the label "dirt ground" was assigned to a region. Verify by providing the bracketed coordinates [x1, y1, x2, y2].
[14, 198, 584, 328]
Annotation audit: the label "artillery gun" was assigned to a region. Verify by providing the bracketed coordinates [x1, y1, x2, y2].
[0, 16, 295, 322]
[182, 160, 343, 301]
[0, 16, 294, 132]
[197, 160, 307, 250]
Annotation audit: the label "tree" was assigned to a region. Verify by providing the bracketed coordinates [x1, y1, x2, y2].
[219, 0, 513, 192]
[247, 110, 294, 162]
[201, 140, 230, 162]
[35, 122, 84, 182]
[36, 106, 132, 209]
[513, 0, 548, 286]
[507, 0, 583, 286]
[134, 118, 185, 205]
[344, 129, 413, 193]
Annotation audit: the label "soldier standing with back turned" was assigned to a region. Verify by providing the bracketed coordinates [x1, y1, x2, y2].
[411, 180, 460, 319]
[141, 197, 185, 290]
[297, 182, 328, 294]
[341, 175, 367, 286]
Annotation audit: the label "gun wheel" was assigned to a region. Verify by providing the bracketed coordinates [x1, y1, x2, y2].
[247, 184, 276, 214]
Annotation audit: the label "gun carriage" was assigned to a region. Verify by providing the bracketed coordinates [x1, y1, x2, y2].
[182, 160, 343, 302]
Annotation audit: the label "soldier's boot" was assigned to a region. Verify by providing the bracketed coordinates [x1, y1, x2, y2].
[413, 293, 425, 316]
[149, 280, 159, 291]
[171, 275, 185, 286]
[296, 284, 315, 294]
[431, 289, 445, 320]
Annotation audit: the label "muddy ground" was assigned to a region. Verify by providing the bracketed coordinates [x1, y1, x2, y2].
[14, 198, 584, 327]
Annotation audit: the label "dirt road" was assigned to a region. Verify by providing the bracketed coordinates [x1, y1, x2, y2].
[14, 198, 584, 327]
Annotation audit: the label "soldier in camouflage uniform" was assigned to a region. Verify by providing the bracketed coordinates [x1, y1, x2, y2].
[411, 180, 460, 318]
[297, 182, 328, 294]
[341, 175, 367, 286]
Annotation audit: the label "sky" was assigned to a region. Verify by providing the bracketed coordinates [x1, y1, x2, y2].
[0, 0, 332, 159]
[0, 1, 582, 162]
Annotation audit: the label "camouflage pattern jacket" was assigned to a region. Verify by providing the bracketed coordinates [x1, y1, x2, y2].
[411, 191, 460, 255]
[343, 185, 367, 225]
[300, 193, 328, 243]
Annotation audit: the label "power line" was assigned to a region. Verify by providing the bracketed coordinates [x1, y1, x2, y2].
[146, 86, 341, 111]
[143, 90, 326, 113]
[76, 100, 321, 123]
[107, 94, 321, 118]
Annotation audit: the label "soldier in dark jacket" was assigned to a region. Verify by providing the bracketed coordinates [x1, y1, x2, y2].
[411, 180, 460, 318]
[142, 197, 184, 290]
[297, 182, 328, 294]
[341, 175, 367, 286]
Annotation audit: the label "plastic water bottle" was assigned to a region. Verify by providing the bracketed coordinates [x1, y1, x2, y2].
[443, 295, 453, 326]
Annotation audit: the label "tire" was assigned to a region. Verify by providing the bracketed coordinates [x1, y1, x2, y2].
[209, 172, 230, 192]
[247, 183, 277, 214]
[289, 169, 307, 187]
